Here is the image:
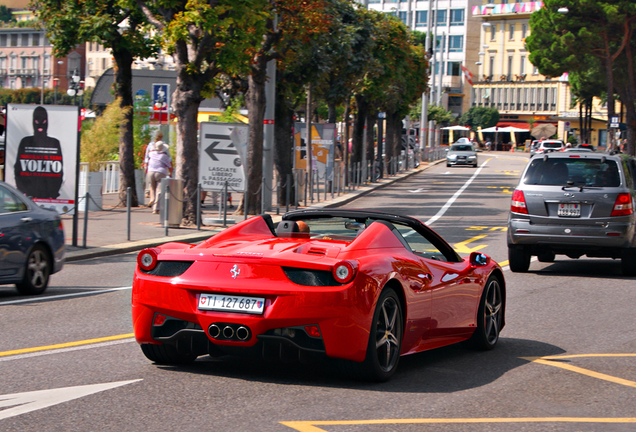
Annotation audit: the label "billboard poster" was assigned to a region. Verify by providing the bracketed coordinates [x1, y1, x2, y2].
[5, 104, 79, 214]
[198, 122, 248, 192]
[294, 123, 336, 180]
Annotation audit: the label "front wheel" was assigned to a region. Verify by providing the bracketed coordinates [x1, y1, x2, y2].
[358, 288, 403, 382]
[15, 245, 51, 295]
[467, 275, 504, 350]
[508, 246, 530, 272]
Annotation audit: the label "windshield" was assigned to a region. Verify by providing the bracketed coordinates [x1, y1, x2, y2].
[450, 145, 473, 152]
[523, 158, 621, 187]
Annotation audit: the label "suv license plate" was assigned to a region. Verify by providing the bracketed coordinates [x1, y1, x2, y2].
[558, 203, 580, 217]
[198, 294, 265, 314]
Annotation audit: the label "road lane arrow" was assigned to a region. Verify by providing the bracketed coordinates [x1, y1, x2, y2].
[0, 379, 141, 420]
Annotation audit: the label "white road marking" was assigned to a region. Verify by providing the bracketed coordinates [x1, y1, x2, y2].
[426, 160, 490, 226]
[0, 286, 132, 306]
[0, 380, 141, 420]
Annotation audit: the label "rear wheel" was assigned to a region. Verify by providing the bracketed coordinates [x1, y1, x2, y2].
[467, 275, 504, 350]
[621, 250, 636, 276]
[508, 246, 530, 272]
[15, 245, 51, 295]
[358, 288, 403, 382]
[537, 251, 555, 263]
[140, 343, 198, 365]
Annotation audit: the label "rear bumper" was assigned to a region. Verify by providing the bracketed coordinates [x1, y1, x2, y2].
[131, 271, 374, 363]
[508, 215, 636, 257]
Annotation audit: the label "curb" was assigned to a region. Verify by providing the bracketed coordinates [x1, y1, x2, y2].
[65, 159, 445, 262]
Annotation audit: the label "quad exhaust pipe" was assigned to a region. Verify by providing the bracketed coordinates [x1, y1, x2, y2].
[208, 323, 251, 341]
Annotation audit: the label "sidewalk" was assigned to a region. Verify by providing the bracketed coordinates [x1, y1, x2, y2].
[63, 160, 444, 262]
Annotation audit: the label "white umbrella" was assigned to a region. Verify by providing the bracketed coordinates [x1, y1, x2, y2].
[479, 126, 528, 133]
[480, 126, 499, 133]
[441, 125, 472, 130]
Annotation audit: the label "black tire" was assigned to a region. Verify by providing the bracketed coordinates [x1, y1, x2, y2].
[446, 162, 451, 167]
[537, 251, 555, 263]
[473, 163, 478, 167]
[621, 250, 636, 276]
[358, 288, 403, 382]
[15, 245, 51, 295]
[140, 343, 198, 365]
[467, 275, 504, 350]
[508, 246, 530, 272]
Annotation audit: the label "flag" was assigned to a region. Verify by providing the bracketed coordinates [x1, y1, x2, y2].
[461, 64, 473, 86]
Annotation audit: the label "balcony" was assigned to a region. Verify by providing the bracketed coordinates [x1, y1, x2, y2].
[442, 75, 462, 91]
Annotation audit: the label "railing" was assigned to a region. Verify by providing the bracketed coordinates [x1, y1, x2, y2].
[100, 162, 120, 194]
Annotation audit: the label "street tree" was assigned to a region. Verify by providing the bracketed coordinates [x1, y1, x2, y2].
[138, 0, 269, 223]
[526, 0, 636, 154]
[459, 106, 499, 133]
[33, 0, 160, 206]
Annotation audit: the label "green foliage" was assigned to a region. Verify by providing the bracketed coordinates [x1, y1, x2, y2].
[0, 6, 14, 23]
[133, 94, 152, 169]
[81, 98, 126, 170]
[567, 135, 578, 144]
[459, 106, 500, 131]
[427, 105, 453, 125]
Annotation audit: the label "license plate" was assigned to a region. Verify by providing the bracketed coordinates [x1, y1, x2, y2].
[558, 203, 580, 217]
[198, 294, 265, 314]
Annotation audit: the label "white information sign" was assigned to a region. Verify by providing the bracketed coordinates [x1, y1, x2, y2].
[198, 123, 248, 192]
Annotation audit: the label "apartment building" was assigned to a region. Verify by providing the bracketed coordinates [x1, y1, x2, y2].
[472, 1, 612, 147]
[366, 0, 482, 118]
[0, 6, 85, 94]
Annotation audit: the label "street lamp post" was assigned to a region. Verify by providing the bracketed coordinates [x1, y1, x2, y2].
[53, 78, 59, 104]
[67, 69, 83, 106]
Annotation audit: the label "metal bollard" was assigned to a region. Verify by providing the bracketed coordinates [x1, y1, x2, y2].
[294, 171, 299, 210]
[223, 181, 228, 227]
[83, 192, 89, 248]
[126, 187, 131, 241]
[286, 174, 291, 213]
[196, 183, 201, 230]
[304, 172, 308, 207]
[164, 184, 169, 236]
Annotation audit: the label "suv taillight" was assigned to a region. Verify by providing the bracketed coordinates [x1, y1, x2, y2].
[611, 193, 634, 217]
[511, 189, 528, 214]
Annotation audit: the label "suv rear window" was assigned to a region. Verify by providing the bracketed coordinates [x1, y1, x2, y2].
[541, 142, 563, 149]
[523, 158, 621, 187]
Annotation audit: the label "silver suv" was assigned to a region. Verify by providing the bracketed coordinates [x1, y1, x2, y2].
[507, 152, 636, 275]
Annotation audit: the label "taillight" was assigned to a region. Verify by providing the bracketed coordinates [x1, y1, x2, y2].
[138, 248, 160, 271]
[332, 260, 358, 284]
[511, 189, 528, 214]
[611, 193, 633, 217]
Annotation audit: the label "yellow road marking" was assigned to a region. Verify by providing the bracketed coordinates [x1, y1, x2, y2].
[281, 417, 636, 431]
[453, 235, 488, 254]
[0, 333, 135, 358]
[521, 354, 636, 389]
[498, 260, 509, 267]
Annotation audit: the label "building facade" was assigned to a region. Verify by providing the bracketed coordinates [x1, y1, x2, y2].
[367, 0, 482, 119]
[472, 1, 612, 148]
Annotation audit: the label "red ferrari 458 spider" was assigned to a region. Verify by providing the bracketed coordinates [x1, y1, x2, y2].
[132, 209, 506, 381]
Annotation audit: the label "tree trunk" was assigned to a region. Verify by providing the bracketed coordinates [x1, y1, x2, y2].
[274, 78, 294, 206]
[327, 102, 337, 124]
[385, 111, 398, 174]
[352, 94, 368, 164]
[172, 71, 204, 225]
[343, 99, 351, 186]
[112, 49, 138, 207]
[242, 72, 266, 216]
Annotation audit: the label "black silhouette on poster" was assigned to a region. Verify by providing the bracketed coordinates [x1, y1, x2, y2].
[13, 106, 64, 199]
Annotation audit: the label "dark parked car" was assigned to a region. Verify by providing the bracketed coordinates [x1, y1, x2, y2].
[0, 181, 65, 294]
[508, 152, 636, 275]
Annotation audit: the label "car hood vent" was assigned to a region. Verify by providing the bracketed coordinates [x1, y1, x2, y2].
[306, 247, 327, 256]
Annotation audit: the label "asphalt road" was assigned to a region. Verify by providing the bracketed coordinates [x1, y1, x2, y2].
[1, 152, 635, 432]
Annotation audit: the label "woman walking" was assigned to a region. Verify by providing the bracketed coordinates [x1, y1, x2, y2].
[147, 142, 172, 214]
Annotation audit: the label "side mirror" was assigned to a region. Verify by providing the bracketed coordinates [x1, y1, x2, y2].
[469, 251, 490, 267]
